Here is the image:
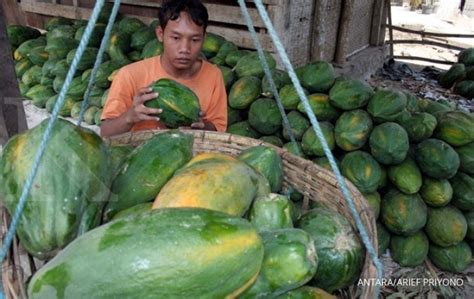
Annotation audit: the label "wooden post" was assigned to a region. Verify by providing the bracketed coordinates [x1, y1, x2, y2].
[2, 0, 27, 25]
[311, 0, 328, 61]
[370, 0, 386, 46]
[0, 3, 28, 145]
[335, 0, 355, 65]
[386, 0, 394, 58]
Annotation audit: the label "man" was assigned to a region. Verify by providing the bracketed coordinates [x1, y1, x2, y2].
[100, 0, 227, 137]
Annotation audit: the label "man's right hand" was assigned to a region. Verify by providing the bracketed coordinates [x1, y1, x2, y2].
[100, 87, 162, 138]
[124, 87, 162, 125]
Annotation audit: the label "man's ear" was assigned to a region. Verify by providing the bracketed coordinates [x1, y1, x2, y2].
[156, 27, 164, 42]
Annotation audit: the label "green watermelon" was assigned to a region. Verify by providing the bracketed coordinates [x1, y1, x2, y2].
[297, 61, 336, 93]
[228, 121, 261, 139]
[434, 111, 474, 147]
[458, 48, 474, 66]
[228, 76, 261, 109]
[233, 51, 276, 78]
[400, 112, 437, 143]
[438, 63, 465, 88]
[377, 222, 391, 256]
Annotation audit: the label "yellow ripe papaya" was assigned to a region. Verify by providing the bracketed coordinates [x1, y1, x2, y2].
[153, 152, 270, 216]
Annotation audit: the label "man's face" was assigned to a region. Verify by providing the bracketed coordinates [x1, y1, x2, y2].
[156, 12, 205, 70]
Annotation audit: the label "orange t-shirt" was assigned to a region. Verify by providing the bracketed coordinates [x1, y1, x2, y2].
[101, 56, 228, 132]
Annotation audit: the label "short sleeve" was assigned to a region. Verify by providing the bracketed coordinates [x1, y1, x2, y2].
[101, 67, 135, 120]
[204, 69, 228, 132]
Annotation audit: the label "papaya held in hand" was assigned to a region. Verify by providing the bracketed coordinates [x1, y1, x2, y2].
[145, 78, 201, 128]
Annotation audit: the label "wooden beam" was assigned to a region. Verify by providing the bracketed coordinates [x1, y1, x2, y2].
[21, 1, 268, 28]
[386, 39, 464, 51]
[207, 25, 275, 52]
[335, 0, 355, 64]
[383, 24, 474, 38]
[0, 3, 28, 145]
[392, 55, 455, 65]
[423, 36, 470, 50]
[113, 0, 284, 5]
[21, 2, 93, 20]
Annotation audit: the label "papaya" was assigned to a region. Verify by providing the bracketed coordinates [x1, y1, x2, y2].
[228, 76, 261, 109]
[238, 146, 283, 193]
[146, 78, 200, 128]
[329, 79, 374, 110]
[239, 229, 317, 298]
[248, 194, 293, 231]
[233, 51, 276, 78]
[298, 207, 364, 293]
[105, 131, 194, 219]
[438, 63, 465, 88]
[27, 208, 264, 298]
[153, 153, 270, 216]
[0, 119, 111, 259]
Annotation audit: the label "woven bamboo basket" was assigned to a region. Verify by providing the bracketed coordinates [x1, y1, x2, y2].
[1, 129, 378, 299]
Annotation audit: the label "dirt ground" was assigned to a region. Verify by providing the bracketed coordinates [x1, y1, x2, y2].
[390, 4, 474, 70]
[368, 4, 474, 115]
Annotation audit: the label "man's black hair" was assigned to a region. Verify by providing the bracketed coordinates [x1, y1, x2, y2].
[159, 0, 209, 32]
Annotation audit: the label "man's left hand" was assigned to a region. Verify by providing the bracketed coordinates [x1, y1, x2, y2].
[189, 111, 216, 131]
